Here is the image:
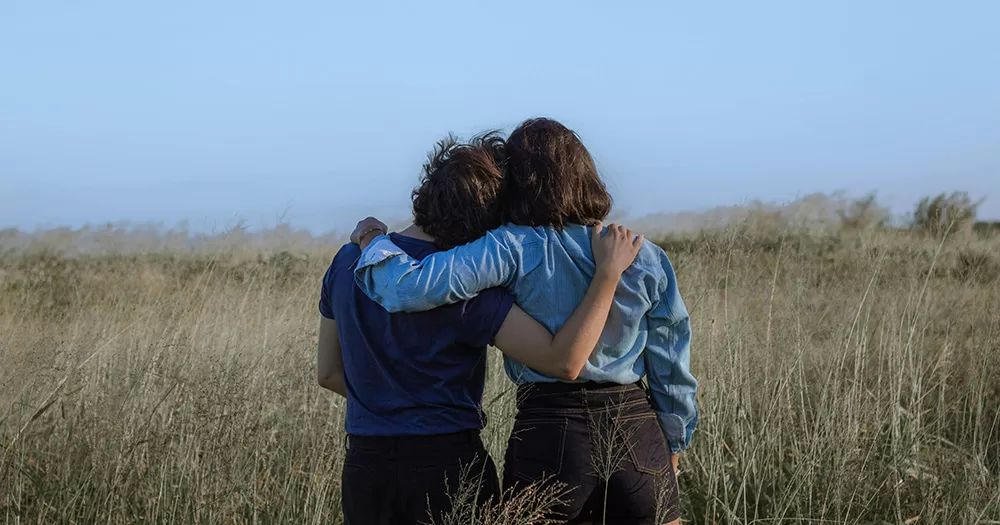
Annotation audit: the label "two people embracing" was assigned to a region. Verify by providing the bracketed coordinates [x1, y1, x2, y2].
[317, 118, 697, 525]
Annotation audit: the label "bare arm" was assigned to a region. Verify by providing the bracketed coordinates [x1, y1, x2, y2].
[317, 317, 347, 397]
[493, 223, 644, 380]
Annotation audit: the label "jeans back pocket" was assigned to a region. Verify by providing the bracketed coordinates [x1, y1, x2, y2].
[505, 418, 568, 483]
[623, 414, 671, 476]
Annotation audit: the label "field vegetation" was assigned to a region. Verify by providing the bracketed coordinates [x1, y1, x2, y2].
[2, 193, 998, 523]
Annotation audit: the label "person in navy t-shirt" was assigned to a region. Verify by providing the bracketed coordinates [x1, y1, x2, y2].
[316, 132, 644, 524]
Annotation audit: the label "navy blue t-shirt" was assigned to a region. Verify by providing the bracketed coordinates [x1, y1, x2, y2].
[319, 233, 515, 436]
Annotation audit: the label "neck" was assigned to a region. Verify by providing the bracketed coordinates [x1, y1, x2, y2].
[399, 224, 435, 243]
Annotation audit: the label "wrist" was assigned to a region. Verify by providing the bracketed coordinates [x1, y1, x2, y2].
[358, 228, 385, 245]
[594, 266, 623, 282]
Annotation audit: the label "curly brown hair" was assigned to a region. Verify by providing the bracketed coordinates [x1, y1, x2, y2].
[502, 117, 612, 228]
[411, 131, 506, 249]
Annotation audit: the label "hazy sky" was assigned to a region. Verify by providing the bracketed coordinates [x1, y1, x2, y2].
[2, 0, 999, 232]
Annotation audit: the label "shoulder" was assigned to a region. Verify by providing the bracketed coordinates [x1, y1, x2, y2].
[623, 240, 676, 290]
[319, 243, 359, 317]
[489, 224, 548, 246]
[334, 242, 361, 262]
[326, 243, 361, 277]
[338, 240, 361, 257]
[637, 241, 673, 272]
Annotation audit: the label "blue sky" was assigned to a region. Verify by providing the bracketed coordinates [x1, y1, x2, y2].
[2, 0, 998, 232]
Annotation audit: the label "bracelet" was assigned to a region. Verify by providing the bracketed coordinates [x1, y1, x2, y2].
[358, 227, 386, 242]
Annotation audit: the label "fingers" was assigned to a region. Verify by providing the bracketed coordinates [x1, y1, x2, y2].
[602, 224, 633, 242]
[612, 225, 644, 255]
[351, 216, 388, 245]
[591, 221, 604, 243]
[595, 222, 641, 252]
[632, 233, 645, 251]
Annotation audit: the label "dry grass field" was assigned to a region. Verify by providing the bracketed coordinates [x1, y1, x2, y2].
[2, 225, 999, 524]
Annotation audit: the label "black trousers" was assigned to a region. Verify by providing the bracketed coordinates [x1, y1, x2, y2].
[503, 382, 680, 524]
[342, 430, 500, 525]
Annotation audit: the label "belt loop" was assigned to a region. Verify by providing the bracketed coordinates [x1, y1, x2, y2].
[639, 378, 654, 404]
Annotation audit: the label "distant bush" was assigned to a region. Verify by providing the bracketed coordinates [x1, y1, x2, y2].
[912, 191, 982, 237]
[837, 192, 890, 231]
[974, 221, 1000, 237]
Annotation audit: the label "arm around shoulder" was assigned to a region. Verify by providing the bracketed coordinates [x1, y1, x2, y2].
[354, 228, 521, 313]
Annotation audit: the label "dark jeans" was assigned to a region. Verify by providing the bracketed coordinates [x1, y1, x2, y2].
[503, 382, 680, 525]
[342, 430, 500, 525]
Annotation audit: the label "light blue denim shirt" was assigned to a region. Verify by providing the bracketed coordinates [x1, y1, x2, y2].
[354, 224, 698, 453]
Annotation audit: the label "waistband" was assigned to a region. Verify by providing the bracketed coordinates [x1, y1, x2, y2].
[346, 429, 482, 452]
[516, 380, 646, 397]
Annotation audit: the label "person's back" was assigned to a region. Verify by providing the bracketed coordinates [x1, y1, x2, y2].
[321, 234, 511, 436]
[321, 232, 512, 523]
[433, 223, 669, 385]
[315, 134, 518, 525]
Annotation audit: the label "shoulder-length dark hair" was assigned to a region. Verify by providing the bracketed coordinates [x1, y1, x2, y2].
[501, 118, 612, 228]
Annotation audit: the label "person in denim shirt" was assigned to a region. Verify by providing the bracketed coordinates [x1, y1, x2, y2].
[351, 118, 696, 524]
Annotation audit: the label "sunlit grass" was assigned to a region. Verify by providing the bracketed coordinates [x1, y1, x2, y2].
[1, 225, 998, 523]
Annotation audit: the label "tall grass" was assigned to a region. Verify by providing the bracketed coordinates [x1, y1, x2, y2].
[1, 226, 998, 523]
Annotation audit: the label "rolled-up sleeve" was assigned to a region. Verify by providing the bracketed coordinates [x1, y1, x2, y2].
[354, 231, 519, 313]
[643, 255, 698, 453]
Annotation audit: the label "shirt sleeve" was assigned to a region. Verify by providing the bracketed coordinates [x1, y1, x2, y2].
[318, 258, 337, 320]
[457, 288, 516, 347]
[643, 253, 698, 453]
[353, 229, 520, 313]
